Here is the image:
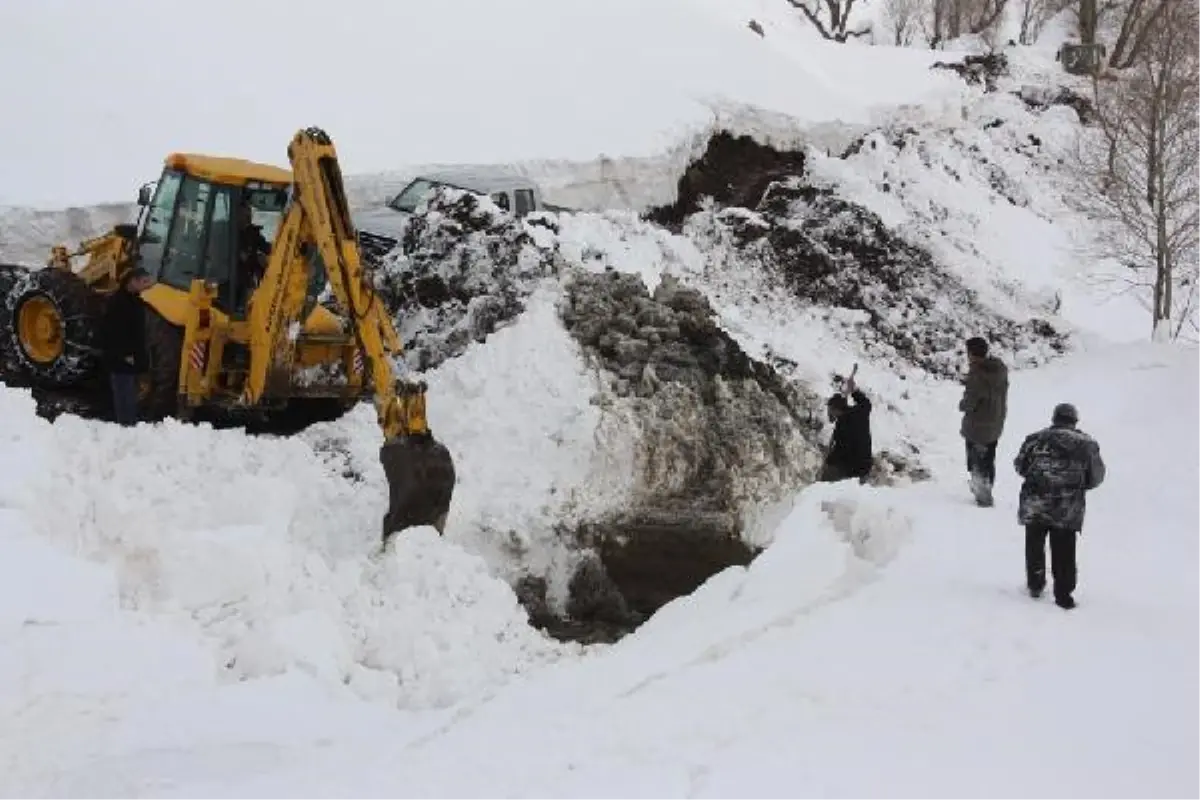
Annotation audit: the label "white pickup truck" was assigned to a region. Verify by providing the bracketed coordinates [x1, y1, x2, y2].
[355, 168, 566, 264]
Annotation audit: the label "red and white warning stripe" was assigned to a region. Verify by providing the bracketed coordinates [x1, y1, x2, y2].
[188, 341, 208, 373]
[353, 349, 365, 375]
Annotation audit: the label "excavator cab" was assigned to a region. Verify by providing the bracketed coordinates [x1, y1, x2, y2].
[134, 157, 315, 317]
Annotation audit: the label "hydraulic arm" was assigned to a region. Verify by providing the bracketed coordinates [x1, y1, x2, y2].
[245, 127, 429, 440]
[245, 127, 456, 539]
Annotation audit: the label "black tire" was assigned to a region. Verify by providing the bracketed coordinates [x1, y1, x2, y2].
[141, 307, 183, 421]
[1, 266, 104, 388]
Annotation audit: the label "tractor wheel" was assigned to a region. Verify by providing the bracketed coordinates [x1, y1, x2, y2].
[1, 266, 103, 388]
[140, 307, 183, 422]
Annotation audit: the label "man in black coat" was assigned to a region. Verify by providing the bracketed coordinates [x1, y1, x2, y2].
[820, 375, 873, 483]
[101, 268, 154, 426]
[1013, 403, 1106, 609]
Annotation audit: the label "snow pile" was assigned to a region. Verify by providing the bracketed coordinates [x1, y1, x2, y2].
[357, 109, 1077, 624]
[420, 289, 641, 594]
[685, 178, 1066, 379]
[374, 188, 562, 370]
[0, 388, 565, 711]
[811, 49, 1146, 339]
[0, 202, 134, 264]
[561, 270, 823, 513]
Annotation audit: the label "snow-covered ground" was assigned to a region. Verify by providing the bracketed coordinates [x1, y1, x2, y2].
[1, 0, 1197, 796]
[2, 341, 1195, 797]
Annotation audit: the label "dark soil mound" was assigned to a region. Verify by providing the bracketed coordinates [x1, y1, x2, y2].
[373, 188, 560, 370]
[689, 180, 1066, 378]
[646, 132, 807, 229]
[932, 52, 1009, 91]
[1017, 85, 1097, 125]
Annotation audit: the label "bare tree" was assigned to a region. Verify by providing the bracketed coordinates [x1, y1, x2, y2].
[883, 0, 927, 45]
[928, 0, 1010, 47]
[785, 0, 873, 41]
[1019, 0, 1072, 45]
[1105, 0, 1168, 68]
[1078, 0, 1099, 44]
[1073, 0, 1199, 340]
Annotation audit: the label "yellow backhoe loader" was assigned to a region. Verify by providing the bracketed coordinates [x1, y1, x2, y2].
[0, 127, 456, 537]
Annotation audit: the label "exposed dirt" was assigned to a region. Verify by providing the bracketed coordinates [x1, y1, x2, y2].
[1017, 84, 1097, 125]
[931, 52, 1010, 92]
[544, 269, 825, 637]
[646, 132, 808, 229]
[371, 189, 559, 370]
[691, 181, 1066, 379]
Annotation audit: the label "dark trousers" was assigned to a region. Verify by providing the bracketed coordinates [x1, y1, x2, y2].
[1025, 524, 1077, 599]
[109, 372, 139, 426]
[965, 439, 998, 486]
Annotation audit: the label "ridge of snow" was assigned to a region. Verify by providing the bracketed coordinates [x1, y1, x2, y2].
[0, 0, 968, 210]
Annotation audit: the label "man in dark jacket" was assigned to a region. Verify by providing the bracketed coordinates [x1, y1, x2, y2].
[960, 336, 1009, 507]
[101, 268, 154, 426]
[233, 200, 271, 311]
[1013, 403, 1106, 609]
[820, 375, 873, 483]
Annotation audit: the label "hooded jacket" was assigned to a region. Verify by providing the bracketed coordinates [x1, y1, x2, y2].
[959, 355, 1008, 445]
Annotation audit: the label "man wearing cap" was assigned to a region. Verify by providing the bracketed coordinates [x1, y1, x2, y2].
[1013, 403, 1106, 609]
[959, 336, 1009, 506]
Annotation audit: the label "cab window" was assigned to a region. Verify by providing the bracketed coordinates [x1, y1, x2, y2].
[160, 177, 214, 290]
[205, 187, 236, 308]
[138, 171, 183, 279]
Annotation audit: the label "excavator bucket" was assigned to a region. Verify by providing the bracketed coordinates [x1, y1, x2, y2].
[379, 432, 457, 544]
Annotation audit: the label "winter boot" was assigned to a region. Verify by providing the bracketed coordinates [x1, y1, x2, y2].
[1029, 586, 1043, 599]
[1054, 594, 1076, 610]
[969, 474, 994, 507]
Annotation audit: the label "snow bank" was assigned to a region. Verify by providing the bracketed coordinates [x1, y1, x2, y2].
[0, 512, 430, 797]
[810, 51, 1147, 342]
[424, 288, 641, 592]
[0, 0, 969, 210]
[0, 386, 566, 712]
